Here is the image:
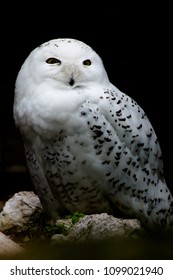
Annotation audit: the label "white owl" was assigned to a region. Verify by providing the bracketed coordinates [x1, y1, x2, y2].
[13, 38, 173, 232]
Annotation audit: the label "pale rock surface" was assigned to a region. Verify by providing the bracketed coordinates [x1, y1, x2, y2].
[52, 213, 142, 243]
[0, 231, 24, 257]
[0, 191, 43, 232]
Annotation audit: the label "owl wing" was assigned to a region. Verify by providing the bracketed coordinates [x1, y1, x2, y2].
[77, 86, 173, 230]
[83, 86, 164, 179]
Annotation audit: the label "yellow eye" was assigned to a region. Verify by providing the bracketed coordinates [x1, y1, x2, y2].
[83, 59, 91, 66]
[46, 58, 61, 64]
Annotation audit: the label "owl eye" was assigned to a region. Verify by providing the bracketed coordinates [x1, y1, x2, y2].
[83, 59, 92, 66]
[46, 58, 61, 65]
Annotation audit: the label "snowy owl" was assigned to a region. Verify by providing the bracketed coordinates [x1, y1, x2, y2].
[13, 38, 173, 232]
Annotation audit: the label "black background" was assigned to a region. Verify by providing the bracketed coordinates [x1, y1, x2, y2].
[0, 2, 173, 259]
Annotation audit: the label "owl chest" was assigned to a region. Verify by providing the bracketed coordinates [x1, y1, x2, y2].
[41, 131, 100, 180]
[39, 99, 119, 183]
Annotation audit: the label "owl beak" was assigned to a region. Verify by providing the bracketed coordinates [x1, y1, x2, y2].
[69, 77, 75, 86]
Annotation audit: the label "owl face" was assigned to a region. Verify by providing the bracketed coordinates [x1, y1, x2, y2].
[14, 38, 110, 133]
[21, 38, 109, 90]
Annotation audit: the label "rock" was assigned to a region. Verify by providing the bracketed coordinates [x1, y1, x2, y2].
[0, 191, 144, 245]
[0, 191, 43, 232]
[0, 231, 25, 257]
[51, 234, 69, 243]
[52, 213, 143, 243]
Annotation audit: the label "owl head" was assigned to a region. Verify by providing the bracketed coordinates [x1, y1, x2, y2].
[15, 38, 109, 92]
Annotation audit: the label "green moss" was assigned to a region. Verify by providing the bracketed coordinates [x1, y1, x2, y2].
[65, 211, 85, 224]
[43, 223, 69, 237]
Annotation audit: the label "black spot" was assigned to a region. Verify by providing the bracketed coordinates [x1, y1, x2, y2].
[142, 168, 150, 176]
[122, 124, 130, 129]
[112, 179, 120, 186]
[115, 157, 120, 161]
[158, 209, 166, 214]
[108, 146, 114, 152]
[147, 133, 152, 138]
[93, 130, 103, 139]
[137, 143, 144, 147]
[127, 170, 131, 176]
[116, 152, 121, 157]
[98, 139, 105, 144]
[93, 125, 102, 129]
[104, 137, 111, 142]
[137, 124, 142, 129]
[102, 160, 110, 165]
[81, 111, 87, 116]
[117, 100, 121, 104]
[116, 109, 122, 116]
[127, 158, 132, 165]
[123, 168, 128, 173]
